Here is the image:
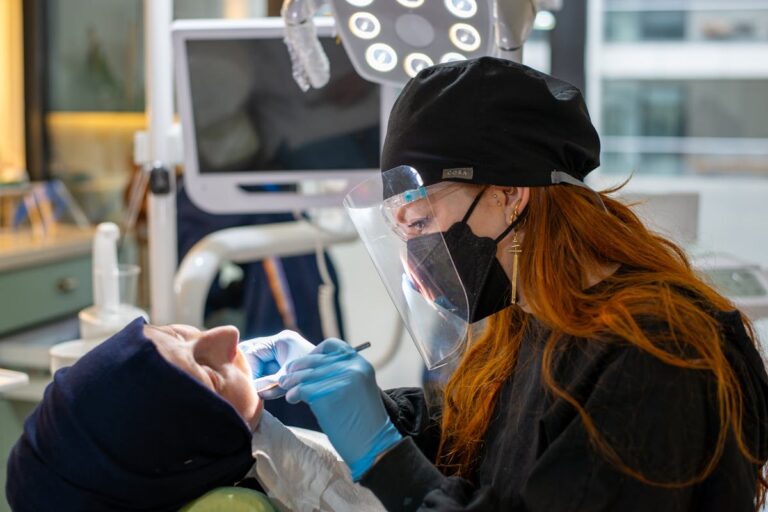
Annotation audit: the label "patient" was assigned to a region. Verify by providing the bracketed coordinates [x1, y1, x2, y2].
[7, 317, 382, 512]
[6, 317, 260, 511]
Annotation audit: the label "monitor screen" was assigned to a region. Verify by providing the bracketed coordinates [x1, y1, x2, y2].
[186, 37, 381, 175]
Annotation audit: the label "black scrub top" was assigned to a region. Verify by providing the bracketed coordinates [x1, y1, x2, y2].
[360, 309, 768, 511]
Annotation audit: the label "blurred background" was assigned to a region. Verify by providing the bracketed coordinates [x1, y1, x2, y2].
[0, 1, 766, 509]
[4, 0, 767, 253]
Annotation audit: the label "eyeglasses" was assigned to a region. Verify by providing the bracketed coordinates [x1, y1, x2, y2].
[382, 182, 465, 240]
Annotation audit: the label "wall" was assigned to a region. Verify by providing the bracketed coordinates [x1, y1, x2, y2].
[0, 0, 25, 181]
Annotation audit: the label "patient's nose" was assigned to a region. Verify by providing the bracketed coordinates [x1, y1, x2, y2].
[194, 326, 239, 367]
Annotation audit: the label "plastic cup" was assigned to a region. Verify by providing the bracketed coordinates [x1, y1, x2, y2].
[117, 264, 140, 306]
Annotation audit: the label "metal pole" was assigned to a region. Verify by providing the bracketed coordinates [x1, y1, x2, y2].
[144, 0, 177, 324]
[549, 0, 588, 93]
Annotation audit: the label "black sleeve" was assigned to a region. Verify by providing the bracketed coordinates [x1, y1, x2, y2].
[363, 346, 760, 512]
[382, 388, 443, 463]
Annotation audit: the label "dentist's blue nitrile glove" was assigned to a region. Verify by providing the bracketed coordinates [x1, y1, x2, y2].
[278, 339, 402, 481]
[239, 330, 315, 399]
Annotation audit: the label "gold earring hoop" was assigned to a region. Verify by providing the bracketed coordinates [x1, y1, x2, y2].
[507, 206, 519, 225]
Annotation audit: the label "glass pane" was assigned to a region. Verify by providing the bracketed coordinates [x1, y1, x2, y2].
[43, 0, 271, 223]
[605, 7, 768, 42]
[604, 80, 768, 139]
[47, 0, 144, 112]
[602, 79, 768, 177]
[602, 150, 768, 177]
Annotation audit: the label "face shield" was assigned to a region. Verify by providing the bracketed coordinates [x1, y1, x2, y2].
[343, 166, 470, 370]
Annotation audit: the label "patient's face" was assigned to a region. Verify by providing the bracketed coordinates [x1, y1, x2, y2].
[144, 324, 263, 430]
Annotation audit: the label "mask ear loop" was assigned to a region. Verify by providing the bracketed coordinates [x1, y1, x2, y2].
[459, 187, 488, 224]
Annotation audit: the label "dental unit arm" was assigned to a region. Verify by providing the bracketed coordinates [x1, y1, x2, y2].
[281, 0, 331, 91]
[494, 0, 537, 60]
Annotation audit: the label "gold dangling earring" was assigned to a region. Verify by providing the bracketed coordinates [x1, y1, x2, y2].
[506, 205, 521, 304]
[508, 230, 521, 305]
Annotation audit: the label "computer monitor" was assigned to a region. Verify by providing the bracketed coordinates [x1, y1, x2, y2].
[173, 17, 384, 213]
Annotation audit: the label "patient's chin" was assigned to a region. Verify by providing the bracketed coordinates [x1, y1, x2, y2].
[249, 396, 265, 430]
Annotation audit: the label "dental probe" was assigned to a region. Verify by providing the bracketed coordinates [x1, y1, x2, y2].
[256, 342, 371, 396]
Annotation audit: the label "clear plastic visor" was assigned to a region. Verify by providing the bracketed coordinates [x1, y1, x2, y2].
[343, 166, 470, 370]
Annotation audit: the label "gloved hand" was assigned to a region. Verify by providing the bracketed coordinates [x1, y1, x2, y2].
[278, 339, 403, 481]
[239, 330, 316, 399]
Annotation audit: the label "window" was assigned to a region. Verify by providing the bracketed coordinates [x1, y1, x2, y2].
[601, 80, 768, 176]
[33, 0, 269, 222]
[604, 3, 768, 42]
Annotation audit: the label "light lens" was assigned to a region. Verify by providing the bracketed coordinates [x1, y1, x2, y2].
[440, 52, 467, 64]
[396, 0, 425, 8]
[349, 12, 381, 40]
[445, 0, 477, 19]
[366, 43, 398, 73]
[404, 53, 434, 78]
[449, 23, 482, 52]
[346, 0, 374, 7]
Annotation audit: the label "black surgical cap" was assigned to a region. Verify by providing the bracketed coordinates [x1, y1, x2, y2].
[6, 317, 254, 512]
[381, 57, 601, 189]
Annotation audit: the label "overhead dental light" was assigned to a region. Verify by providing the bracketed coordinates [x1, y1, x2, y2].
[281, 0, 550, 89]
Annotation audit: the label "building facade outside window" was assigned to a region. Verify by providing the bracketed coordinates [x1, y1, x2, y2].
[595, 0, 768, 177]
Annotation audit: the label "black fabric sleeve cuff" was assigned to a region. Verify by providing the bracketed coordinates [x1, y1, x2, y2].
[360, 436, 446, 512]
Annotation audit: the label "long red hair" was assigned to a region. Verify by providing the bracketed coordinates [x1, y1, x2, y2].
[437, 183, 767, 507]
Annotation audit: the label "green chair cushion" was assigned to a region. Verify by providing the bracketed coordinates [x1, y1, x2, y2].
[179, 487, 276, 512]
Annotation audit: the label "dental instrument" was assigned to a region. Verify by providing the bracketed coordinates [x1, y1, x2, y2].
[257, 341, 371, 399]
